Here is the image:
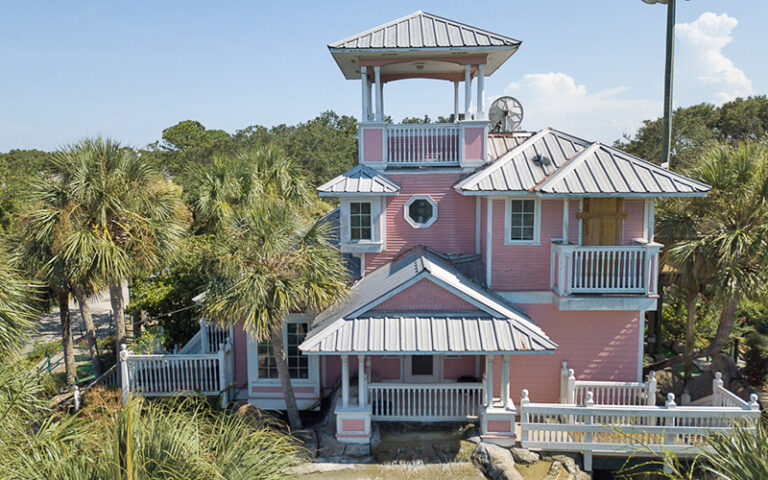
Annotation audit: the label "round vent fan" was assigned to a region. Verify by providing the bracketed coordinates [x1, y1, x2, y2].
[488, 96, 524, 133]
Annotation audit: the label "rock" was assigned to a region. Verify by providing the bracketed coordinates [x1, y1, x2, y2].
[575, 471, 592, 480]
[710, 354, 739, 386]
[654, 368, 683, 403]
[343, 443, 371, 457]
[685, 373, 713, 401]
[552, 454, 579, 475]
[370, 423, 382, 450]
[509, 447, 539, 464]
[542, 460, 564, 480]
[465, 426, 482, 444]
[317, 429, 346, 457]
[471, 442, 523, 480]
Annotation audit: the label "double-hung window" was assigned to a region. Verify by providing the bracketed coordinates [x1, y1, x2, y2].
[506, 198, 540, 244]
[349, 202, 372, 241]
[257, 322, 309, 379]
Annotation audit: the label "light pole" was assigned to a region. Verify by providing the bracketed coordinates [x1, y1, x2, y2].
[643, 0, 676, 170]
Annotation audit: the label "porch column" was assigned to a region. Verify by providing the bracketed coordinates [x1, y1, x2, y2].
[644, 198, 655, 242]
[562, 199, 570, 244]
[358, 354, 366, 407]
[501, 355, 511, 408]
[476, 63, 486, 119]
[341, 354, 350, 407]
[360, 66, 369, 122]
[485, 355, 495, 407]
[374, 65, 383, 122]
[464, 64, 472, 118]
[453, 81, 460, 122]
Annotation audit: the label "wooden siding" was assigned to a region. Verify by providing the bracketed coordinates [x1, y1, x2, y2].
[372, 278, 476, 311]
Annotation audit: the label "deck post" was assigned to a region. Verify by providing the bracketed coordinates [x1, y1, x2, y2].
[560, 361, 569, 403]
[218, 343, 228, 408]
[664, 393, 676, 446]
[713, 372, 723, 406]
[567, 369, 576, 404]
[485, 355, 495, 407]
[200, 320, 209, 354]
[646, 371, 657, 405]
[358, 354, 366, 407]
[501, 355, 511, 408]
[120, 344, 130, 405]
[520, 389, 530, 443]
[341, 355, 350, 407]
[584, 391, 595, 472]
[750, 393, 760, 411]
[562, 199, 570, 244]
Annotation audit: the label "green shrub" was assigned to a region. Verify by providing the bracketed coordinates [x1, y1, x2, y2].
[744, 332, 768, 386]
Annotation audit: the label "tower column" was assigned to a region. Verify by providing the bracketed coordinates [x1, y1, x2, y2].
[453, 81, 460, 122]
[374, 65, 383, 122]
[464, 64, 472, 118]
[360, 66, 369, 122]
[476, 63, 486, 119]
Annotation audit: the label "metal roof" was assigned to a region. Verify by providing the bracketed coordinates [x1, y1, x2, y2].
[300, 313, 556, 354]
[487, 132, 535, 162]
[329, 11, 521, 50]
[455, 128, 711, 197]
[300, 246, 556, 354]
[317, 164, 401, 196]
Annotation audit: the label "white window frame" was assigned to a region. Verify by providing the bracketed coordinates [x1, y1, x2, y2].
[404, 195, 438, 229]
[504, 197, 541, 245]
[404, 354, 442, 383]
[340, 197, 384, 253]
[348, 201, 373, 241]
[247, 314, 318, 386]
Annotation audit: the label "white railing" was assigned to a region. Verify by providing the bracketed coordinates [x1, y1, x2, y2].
[521, 390, 760, 471]
[200, 321, 232, 354]
[386, 123, 461, 165]
[713, 372, 750, 408]
[368, 382, 483, 421]
[551, 240, 661, 296]
[560, 362, 656, 406]
[119, 343, 234, 406]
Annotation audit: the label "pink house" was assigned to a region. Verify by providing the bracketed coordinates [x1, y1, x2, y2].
[122, 13, 760, 459]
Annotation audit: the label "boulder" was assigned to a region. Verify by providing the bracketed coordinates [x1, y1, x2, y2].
[542, 461, 564, 480]
[509, 447, 539, 464]
[343, 443, 371, 457]
[472, 442, 523, 480]
[551, 454, 579, 475]
[465, 425, 482, 444]
[316, 428, 346, 457]
[654, 368, 683, 404]
[684, 373, 712, 402]
[710, 354, 740, 386]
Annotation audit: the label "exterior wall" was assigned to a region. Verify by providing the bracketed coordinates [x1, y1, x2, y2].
[365, 172, 476, 272]
[505, 305, 641, 403]
[322, 355, 480, 389]
[372, 278, 476, 311]
[443, 356, 479, 380]
[623, 199, 645, 244]
[490, 199, 579, 291]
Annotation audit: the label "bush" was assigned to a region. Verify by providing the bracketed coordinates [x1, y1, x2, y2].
[744, 332, 768, 386]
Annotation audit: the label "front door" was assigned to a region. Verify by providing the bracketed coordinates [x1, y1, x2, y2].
[405, 355, 441, 383]
[579, 198, 625, 246]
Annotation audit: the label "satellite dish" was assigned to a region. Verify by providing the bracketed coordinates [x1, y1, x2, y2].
[488, 96, 524, 133]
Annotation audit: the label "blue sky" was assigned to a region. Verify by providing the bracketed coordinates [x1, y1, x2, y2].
[1, 1, 766, 152]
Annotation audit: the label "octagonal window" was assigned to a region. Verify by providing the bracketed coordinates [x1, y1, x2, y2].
[404, 195, 438, 229]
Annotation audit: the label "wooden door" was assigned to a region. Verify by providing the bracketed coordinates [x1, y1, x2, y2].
[579, 198, 625, 246]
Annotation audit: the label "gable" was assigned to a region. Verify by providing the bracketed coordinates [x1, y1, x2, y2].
[371, 278, 476, 312]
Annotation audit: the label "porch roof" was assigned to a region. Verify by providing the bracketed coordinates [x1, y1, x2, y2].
[317, 164, 401, 196]
[299, 312, 556, 354]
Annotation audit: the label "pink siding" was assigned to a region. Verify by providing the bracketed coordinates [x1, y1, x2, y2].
[366, 173, 476, 272]
[463, 127, 485, 162]
[233, 322, 248, 388]
[506, 305, 641, 403]
[372, 278, 476, 311]
[623, 199, 645, 244]
[342, 419, 366, 431]
[490, 199, 579, 291]
[323, 355, 401, 389]
[363, 128, 383, 163]
[486, 419, 514, 433]
[443, 356, 478, 379]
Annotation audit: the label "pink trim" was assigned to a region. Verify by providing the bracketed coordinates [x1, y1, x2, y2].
[486, 420, 513, 433]
[336, 433, 370, 438]
[359, 55, 486, 67]
[341, 419, 366, 431]
[363, 129, 383, 163]
[251, 386, 315, 394]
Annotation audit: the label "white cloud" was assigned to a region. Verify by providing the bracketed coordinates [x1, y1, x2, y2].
[501, 72, 660, 142]
[676, 12, 753, 104]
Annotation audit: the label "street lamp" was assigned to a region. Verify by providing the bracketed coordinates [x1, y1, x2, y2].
[643, 0, 676, 170]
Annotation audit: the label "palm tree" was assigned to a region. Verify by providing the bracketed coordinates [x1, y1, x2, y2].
[0, 241, 36, 357]
[198, 147, 346, 430]
[650, 139, 768, 370]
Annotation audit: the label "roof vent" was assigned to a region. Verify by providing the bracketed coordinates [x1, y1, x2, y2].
[532, 154, 551, 167]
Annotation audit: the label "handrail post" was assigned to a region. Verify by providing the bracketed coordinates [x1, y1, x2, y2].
[218, 342, 227, 408]
[520, 389, 530, 444]
[749, 393, 760, 411]
[560, 361, 569, 403]
[200, 319, 209, 354]
[567, 368, 576, 404]
[713, 372, 724, 406]
[120, 344, 130, 405]
[584, 391, 594, 473]
[646, 371, 657, 406]
[664, 393, 676, 446]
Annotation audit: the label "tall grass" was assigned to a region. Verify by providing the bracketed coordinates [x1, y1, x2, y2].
[0, 379, 305, 480]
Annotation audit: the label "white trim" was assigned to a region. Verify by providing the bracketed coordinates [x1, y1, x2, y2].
[339, 197, 384, 253]
[504, 197, 541, 245]
[404, 195, 438, 229]
[404, 355, 442, 383]
[496, 291, 554, 304]
[475, 196, 481, 254]
[578, 198, 584, 246]
[486, 198, 493, 288]
[638, 310, 646, 382]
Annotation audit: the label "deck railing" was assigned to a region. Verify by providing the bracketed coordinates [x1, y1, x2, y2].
[521, 390, 760, 471]
[386, 123, 461, 165]
[368, 382, 483, 421]
[119, 343, 234, 406]
[551, 240, 661, 296]
[560, 362, 657, 406]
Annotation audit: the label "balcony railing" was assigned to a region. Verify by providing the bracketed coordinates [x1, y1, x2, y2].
[551, 240, 661, 296]
[359, 120, 487, 168]
[368, 382, 484, 421]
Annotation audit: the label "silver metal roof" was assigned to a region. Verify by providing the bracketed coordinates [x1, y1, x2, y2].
[300, 246, 556, 354]
[329, 11, 521, 50]
[317, 164, 400, 196]
[487, 132, 535, 162]
[455, 128, 711, 197]
[300, 313, 556, 354]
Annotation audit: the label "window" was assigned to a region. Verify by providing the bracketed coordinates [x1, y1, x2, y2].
[257, 323, 309, 379]
[404, 195, 438, 229]
[411, 355, 434, 376]
[349, 202, 372, 240]
[505, 198, 540, 244]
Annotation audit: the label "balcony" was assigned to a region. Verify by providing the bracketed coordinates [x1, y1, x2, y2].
[359, 121, 487, 169]
[550, 239, 661, 310]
